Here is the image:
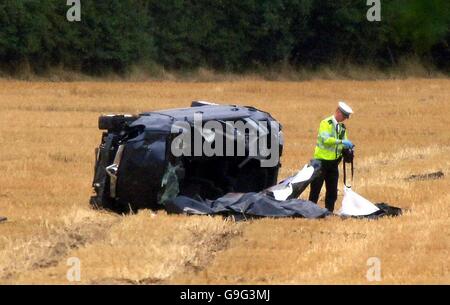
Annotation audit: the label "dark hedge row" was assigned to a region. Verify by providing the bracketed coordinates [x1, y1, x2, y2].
[0, 0, 448, 75]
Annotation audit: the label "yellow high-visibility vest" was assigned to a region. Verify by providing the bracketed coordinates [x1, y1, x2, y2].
[314, 116, 348, 160]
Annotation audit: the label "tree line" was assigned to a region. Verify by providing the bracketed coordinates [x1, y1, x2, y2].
[0, 0, 448, 75]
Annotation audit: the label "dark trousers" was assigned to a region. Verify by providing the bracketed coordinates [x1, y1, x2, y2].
[308, 159, 340, 212]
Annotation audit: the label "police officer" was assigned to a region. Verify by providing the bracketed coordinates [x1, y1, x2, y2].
[309, 101, 354, 212]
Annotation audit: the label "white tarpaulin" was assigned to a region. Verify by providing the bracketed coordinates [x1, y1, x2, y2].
[338, 186, 380, 216]
[270, 164, 315, 201]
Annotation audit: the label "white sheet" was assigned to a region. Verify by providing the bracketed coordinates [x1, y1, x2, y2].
[338, 186, 380, 216]
[271, 164, 314, 201]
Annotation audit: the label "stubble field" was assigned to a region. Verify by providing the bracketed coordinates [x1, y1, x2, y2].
[0, 79, 448, 284]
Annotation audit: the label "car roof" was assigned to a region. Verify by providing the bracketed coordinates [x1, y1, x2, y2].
[141, 104, 255, 122]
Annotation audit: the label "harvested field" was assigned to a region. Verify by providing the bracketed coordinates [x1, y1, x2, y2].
[0, 79, 448, 284]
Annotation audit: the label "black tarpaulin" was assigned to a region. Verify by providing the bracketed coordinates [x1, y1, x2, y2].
[162, 161, 330, 219]
[164, 193, 331, 219]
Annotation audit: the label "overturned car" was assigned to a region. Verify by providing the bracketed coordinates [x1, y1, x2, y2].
[90, 101, 294, 214]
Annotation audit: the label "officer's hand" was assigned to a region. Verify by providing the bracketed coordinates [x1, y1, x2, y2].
[342, 140, 354, 149]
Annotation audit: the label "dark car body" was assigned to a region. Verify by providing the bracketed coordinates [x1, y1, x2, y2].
[90, 101, 284, 213]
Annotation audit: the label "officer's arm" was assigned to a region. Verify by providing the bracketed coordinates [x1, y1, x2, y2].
[319, 121, 342, 146]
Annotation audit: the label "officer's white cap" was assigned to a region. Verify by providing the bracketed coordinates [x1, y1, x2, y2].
[338, 101, 353, 118]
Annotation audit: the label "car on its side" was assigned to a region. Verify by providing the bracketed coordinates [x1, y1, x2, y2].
[90, 101, 284, 213]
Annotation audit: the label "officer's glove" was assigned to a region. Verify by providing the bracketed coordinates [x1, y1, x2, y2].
[342, 140, 354, 149]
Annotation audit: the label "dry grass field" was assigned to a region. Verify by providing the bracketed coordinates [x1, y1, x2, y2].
[0, 79, 448, 284]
